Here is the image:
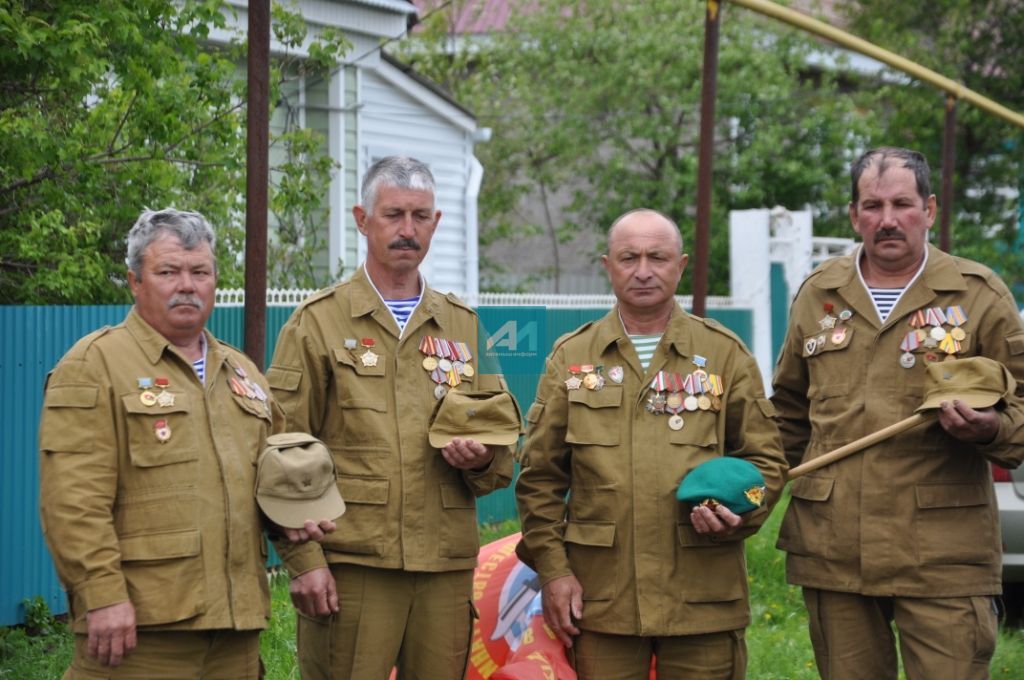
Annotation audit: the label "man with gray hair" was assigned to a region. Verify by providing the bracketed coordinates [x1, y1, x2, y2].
[39, 208, 332, 678]
[268, 155, 515, 678]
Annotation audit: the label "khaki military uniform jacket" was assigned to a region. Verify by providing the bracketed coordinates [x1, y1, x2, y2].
[39, 309, 282, 634]
[516, 307, 787, 636]
[267, 267, 513, 576]
[773, 244, 1024, 597]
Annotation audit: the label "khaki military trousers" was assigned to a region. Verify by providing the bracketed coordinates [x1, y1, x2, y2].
[297, 564, 475, 680]
[803, 588, 998, 680]
[64, 629, 261, 679]
[571, 628, 746, 680]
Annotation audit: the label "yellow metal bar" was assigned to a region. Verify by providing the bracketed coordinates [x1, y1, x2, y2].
[724, 0, 1024, 130]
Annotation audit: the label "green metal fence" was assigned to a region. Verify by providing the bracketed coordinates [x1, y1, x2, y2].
[0, 303, 751, 625]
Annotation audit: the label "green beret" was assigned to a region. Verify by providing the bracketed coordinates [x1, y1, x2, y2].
[676, 457, 767, 514]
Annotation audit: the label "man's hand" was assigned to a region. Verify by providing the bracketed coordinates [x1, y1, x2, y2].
[440, 438, 495, 471]
[690, 503, 744, 538]
[86, 601, 136, 667]
[290, 566, 339, 618]
[541, 574, 583, 648]
[281, 518, 337, 543]
[938, 401, 1000, 444]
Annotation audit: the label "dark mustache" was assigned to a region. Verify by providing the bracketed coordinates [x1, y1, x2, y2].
[169, 294, 202, 309]
[389, 238, 421, 250]
[875, 228, 905, 242]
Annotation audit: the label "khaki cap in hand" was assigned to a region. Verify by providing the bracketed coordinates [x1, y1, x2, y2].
[428, 390, 522, 448]
[256, 432, 346, 529]
[915, 356, 1016, 412]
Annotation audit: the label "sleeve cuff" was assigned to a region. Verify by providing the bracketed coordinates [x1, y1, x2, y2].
[77, 574, 129, 612]
[274, 540, 328, 579]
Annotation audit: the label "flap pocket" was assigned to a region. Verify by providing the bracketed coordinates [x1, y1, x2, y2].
[916, 482, 989, 509]
[45, 385, 98, 409]
[334, 348, 386, 377]
[756, 397, 777, 418]
[441, 481, 474, 509]
[337, 475, 389, 505]
[564, 520, 615, 547]
[568, 386, 623, 409]
[803, 326, 854, 357]
[526, 401, 545, 424]
[267, 366, 302, 392]
[791, 475, 835, 502]
[120, 529, 201, 562]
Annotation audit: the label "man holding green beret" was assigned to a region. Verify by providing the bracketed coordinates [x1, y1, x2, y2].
[515, 208, 788, 679]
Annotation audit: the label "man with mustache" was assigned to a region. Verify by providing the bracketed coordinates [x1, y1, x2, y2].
[268, 155, 514, 678]
[39, 208, 333, 677]
[772, 147, 1024, 679]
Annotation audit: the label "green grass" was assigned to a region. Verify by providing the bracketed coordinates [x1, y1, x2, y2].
[5, 508, 1024, 678]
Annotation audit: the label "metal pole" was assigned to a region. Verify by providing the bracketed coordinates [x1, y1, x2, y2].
[693, 0, 721, 318]
[939, 94, 956, 253]
[723, 0, 1024, 131]
[244, 0, 270, 370]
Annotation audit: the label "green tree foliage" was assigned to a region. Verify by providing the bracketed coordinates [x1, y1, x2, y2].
[402, 0, 879, 294]
[838, 0, 1024, 287]
[0, 0, 348, 303]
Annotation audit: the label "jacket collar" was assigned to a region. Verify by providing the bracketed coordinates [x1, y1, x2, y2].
[124, 308, 226, 381]
[592, 303, 694, 378]
[345, 265, 446, 339]
[810, 244, 968, 329]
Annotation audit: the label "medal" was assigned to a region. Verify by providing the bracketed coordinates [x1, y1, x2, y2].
[565, 375, 582, 390]
[818, 314, 837, 331]
[683, 395, 699, 411]
[929, 326, 947, 342]
[361, 350, 379, 367]
[582, 373, 602, 390]
[344, 338, 358, 349]
[668, 415, 685, 431]
[154, 419, 171, 443]
[838, 309, 853, 321]
[608, 365, 624, 384]
[140, 391, 157, 407]
[831, 327, 847, 345]
[422, 356, 439, 371]
[666, 392, 684, 411]
[697, 395, 712, 411]
[438, 358, 453, 372]
[710, 395, 722, 411]
[462, 363, 475, 377]
[433, 384, 448, 400]
[156, 390, 175, 407]
[900, 352, 916, 369]
[950, 327, 966, 341]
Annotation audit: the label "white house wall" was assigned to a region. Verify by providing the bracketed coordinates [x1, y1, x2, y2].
[357, 67, 478, 296]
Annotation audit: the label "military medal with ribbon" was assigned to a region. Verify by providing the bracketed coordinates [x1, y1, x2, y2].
[154, 377, 175, 407]
[360, 338, 379, 367]
[420, 336, 474, 399]
[138, 377, 157, 407]
[907, 305, 966, 365]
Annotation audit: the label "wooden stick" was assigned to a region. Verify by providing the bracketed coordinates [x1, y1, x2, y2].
[787, 412, 936, 480]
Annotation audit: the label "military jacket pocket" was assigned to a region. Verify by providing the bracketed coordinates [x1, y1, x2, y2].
[439, 482, 479, 558]
[564, 520, 616, 601]
[675, 523, 746, 603]
[566, 386, 622, 446]
[333, 348, 387, 411]
[776, 475, 835, 559]
[121, 393, 198, 469]
[331, 475, 389, 556]
[802, 326, 854, 358]
[40, 385, 99, 453]
[915, 482, 995, 566]
[668, 411, 718, 448]
[119, 528, 206, 625]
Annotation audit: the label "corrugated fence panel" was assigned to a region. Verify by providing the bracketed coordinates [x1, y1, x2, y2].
[1, 304, 752, 625]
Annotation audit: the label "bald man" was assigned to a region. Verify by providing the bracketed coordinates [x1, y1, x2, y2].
[515, 209, 787, 679]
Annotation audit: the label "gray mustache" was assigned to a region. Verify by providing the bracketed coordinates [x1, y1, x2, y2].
[389, 238, 421, 250]
[169, 295, 203, 309]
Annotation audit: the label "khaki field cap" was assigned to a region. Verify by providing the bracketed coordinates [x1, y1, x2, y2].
[428, 390, 522, 448]
[915, 356, 1016, 412]
[256, 433, 346, 528]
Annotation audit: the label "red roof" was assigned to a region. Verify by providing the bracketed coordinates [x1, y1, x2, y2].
[411, 0, 515, 34]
